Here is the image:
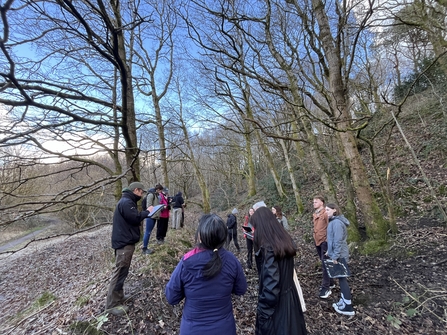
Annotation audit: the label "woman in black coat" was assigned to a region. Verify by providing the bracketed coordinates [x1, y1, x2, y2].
[251, 207, 307, 335]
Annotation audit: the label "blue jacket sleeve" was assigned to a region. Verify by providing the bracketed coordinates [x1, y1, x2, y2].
[257, 248, 280, 319]
[165, 259, 185, 305]
[232, 260, 248, 296]
[328, 219, 344, 260]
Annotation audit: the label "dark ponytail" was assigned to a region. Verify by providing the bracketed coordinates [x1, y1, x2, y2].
[196, 214, 227, 279]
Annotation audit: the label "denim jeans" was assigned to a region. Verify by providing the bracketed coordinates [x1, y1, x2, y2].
[316, 241, 331, 290]
[143, 217, 156, 249]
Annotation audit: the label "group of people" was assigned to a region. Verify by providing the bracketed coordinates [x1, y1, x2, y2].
[105, 181, 354, 333]
[166, 202, 307, 335]
[140, 184, 185, 254]
[313, 195, 355, 316]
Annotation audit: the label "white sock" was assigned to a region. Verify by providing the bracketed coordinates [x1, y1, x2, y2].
[340, 294, 352, 305]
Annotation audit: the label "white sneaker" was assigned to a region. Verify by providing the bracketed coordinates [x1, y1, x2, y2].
[332, 298, 345, 310]
[334, 304, 355, 316]
[319, 288, 332, 299]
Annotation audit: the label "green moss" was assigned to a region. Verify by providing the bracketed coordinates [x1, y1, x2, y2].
[33, 291, 56, 308]
[76, 295, 90, 307]
[69, 321, 104, 335]
[439, 184, 446, 196]
[179, 239, 193, 248]
[403, 186, 420, 195]
[347, 225, 361, 243]
[361, 239, 390, 255]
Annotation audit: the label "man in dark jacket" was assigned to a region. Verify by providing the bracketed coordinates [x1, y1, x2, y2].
[226, 208, 241, 252]
[171, 192, 185, 229]
[106, 182, 152, 315]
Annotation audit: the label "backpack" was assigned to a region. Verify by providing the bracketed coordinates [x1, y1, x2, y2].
[142, 188, 157, 208]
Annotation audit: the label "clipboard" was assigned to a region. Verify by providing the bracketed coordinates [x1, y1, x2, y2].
[323, 258, 351, 278]
[242, 225, 253, 239]
[148, 204, 164, 218]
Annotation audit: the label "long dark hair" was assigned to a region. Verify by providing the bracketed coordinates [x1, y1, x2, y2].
[273, 205, 283, 219]
[251, 207, 296, 259]
[195, 214, 227, 279]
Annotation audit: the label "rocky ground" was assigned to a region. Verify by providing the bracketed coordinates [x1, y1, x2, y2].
[0, 213, 446, 335]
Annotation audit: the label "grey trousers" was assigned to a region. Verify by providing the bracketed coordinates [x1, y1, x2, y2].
[106, 244, 135, 309]
[172, 208, 182, 229]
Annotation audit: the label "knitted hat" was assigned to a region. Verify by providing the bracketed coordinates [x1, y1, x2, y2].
[232, 208, 238, 214]
[253, 201, 267, 210]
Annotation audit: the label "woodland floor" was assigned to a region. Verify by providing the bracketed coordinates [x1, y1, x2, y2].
[0, 213, 446, 335]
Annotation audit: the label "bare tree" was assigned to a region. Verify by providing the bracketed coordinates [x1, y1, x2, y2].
[0, 1, 162, 225]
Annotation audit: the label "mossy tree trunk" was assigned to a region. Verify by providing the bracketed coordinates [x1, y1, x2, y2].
[312, 0, 391, 240]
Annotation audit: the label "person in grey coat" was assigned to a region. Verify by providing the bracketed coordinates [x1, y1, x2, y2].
[325, 203, 355, 316]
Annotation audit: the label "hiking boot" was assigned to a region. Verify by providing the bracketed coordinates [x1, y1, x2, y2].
[108, 305, 129, 316]
[319, 288, 332, 299]
[143, 248, 153, 255]
[334, 303, 355, 316]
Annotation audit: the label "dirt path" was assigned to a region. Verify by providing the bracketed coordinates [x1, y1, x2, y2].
[0, 227, 49, 253]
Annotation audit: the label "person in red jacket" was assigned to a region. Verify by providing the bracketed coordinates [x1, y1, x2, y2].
[156, 188, 170, 244]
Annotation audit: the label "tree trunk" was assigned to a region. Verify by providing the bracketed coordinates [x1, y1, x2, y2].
[152, 90, 169, 187]
[111, 0, 140, 182]
[313, 0, 390, 240]
[278, 135, 305, 214]
[243, 118, 257, 197]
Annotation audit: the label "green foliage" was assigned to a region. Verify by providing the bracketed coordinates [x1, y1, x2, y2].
[389, 293, 420, 328]
[69, 319, 105, 335]
[439, 184, 446, 196]
[394, 57, 447, 102]
[75, 295, 90, 307]
[179, 239, 193, 248]
[360, 239, 390, 255]
[33, 291, 56, 309]
[387, 314, 402, 329]
[406, 308, 418, 317]
[210, 186, 235, 212]
[257, 175, 281, 204]
[347, 224, 362, 243]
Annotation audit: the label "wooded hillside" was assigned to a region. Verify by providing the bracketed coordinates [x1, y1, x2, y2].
[1, 0, 446, 245]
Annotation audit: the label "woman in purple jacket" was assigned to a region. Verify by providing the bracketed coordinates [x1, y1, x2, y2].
[165, 214, 247, 335]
